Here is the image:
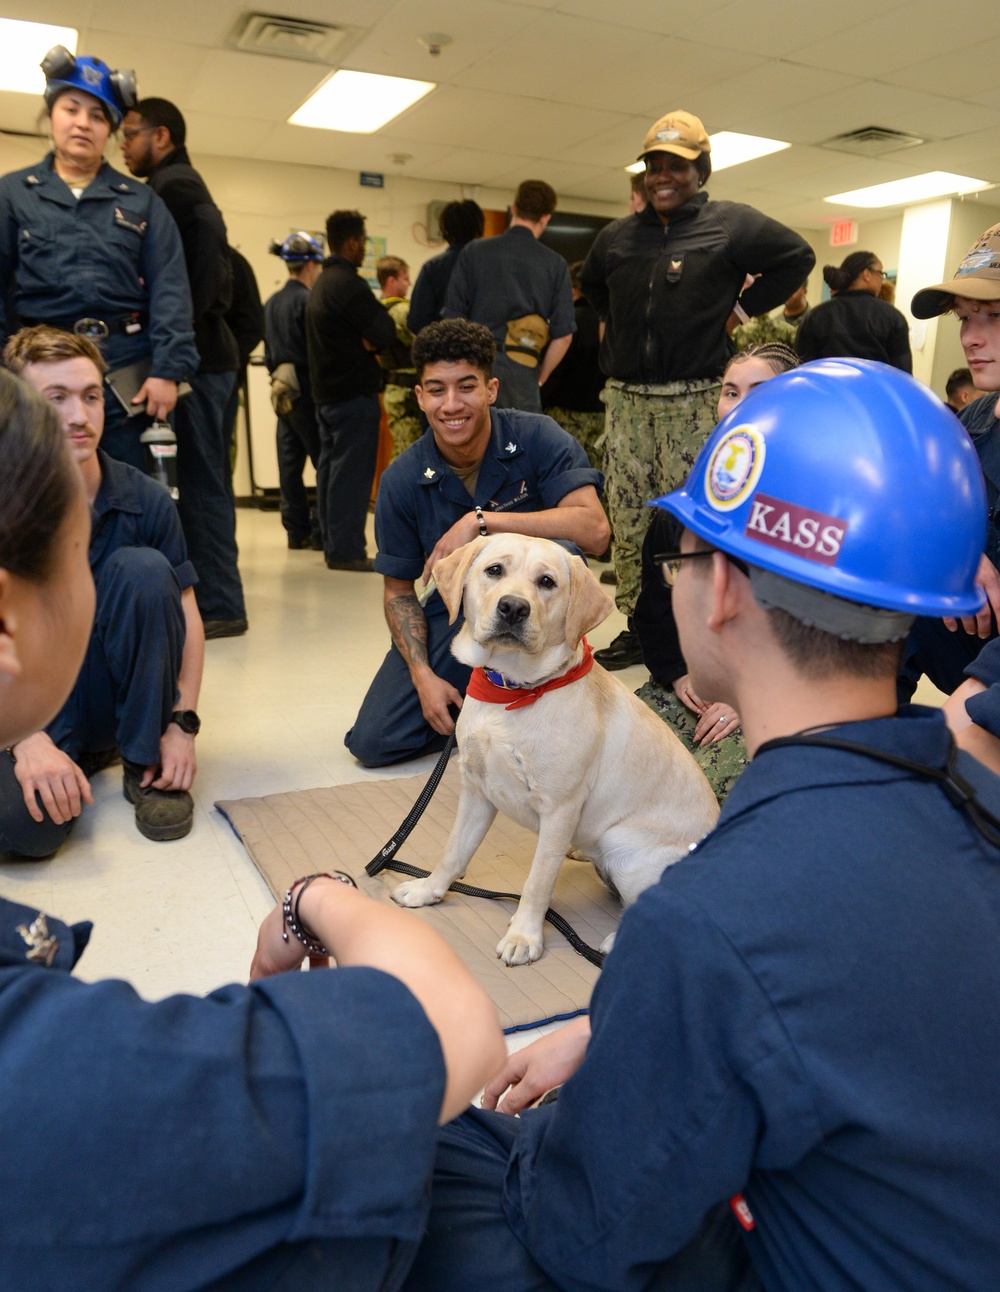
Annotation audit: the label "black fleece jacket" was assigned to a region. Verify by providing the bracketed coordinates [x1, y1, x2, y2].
[580, 193, 814, 384]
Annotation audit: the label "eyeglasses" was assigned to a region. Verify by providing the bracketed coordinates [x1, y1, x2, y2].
[868, 266, 887, 279]
[655, 548, 750, 588]
[120, 125, 153, 142]
[655, 549, 717, 587]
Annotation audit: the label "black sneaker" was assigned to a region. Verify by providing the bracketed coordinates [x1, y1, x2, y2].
[122, 760, 194, 842]
[287, 534, 312, 550]
[325, 557, 374, 572]
[203, 618, 249, 639]
[593, 629, 644, 671]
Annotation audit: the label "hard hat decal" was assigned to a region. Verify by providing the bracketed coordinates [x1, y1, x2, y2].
[705, 425, 765, 512]
[745, 493, 847, 566]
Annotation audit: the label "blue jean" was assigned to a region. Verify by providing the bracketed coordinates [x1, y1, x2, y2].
[402, 1108, 761, 1292]
[277, 393, 321, 542]
[0, 546, 186, 858]
[345, 613, 470, 767]
[175, 370, 246, 622]
[316, 394, 381, 562]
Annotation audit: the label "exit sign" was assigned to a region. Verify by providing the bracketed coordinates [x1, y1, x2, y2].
[830, 219, 858, 248]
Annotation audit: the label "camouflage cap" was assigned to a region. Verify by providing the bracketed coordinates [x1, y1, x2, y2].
[911, 222, 1000, 318]
[638, 110, 710, 162]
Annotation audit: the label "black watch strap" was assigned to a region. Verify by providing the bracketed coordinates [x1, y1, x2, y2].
[170, 709, 201, 736]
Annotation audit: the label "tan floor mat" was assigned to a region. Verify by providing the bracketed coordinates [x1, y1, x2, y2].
[216, 765, 619, 1032]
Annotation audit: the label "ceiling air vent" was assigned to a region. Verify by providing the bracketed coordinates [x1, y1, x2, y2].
[233, 13, 350, 63]
[820, 126, 925, 157]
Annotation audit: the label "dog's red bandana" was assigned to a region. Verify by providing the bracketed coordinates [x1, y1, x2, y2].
[466, 639, 595, 710]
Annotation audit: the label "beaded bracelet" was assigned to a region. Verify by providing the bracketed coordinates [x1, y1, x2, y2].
[281, 871, 357, 955]
[475, 505, 489, 538]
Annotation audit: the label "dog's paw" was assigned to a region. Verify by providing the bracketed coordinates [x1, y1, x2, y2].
[496, 928, 545, 966]
[599, 931, 616, 955]
[391, 877, 444, 908]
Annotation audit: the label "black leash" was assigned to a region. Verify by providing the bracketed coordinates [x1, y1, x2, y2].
[758, 730, 1000, 850]
[365, 733, 607, 968]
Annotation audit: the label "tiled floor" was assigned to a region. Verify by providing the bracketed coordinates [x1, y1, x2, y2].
[0, 507, 643, 1025]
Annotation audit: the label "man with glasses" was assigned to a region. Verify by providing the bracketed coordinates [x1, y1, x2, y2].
[401, 360, 1000, 1292]
[120, 98, 247, 638]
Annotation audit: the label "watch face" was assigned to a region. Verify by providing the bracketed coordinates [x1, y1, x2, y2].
[172, 710, 200, 735]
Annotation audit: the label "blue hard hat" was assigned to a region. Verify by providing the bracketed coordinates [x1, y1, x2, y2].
[270, 232, 324, 263]
[41, 46, 137, 129]
[653, 359, 986, 618]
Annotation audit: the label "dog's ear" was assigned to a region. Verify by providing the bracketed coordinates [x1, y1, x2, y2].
[564, 555, 614, 649]
[434, 537, 489, 625]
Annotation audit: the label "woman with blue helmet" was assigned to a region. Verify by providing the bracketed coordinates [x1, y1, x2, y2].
[0, 46, 198, 468]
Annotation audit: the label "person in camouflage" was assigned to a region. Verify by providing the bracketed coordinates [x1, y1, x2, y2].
[580, 109, 814, 669]
[541, 261, 606, 478]
[633, 343, 799, 802]
[601, 378, 719, 614]
[377, 256, 423, 459]
[731, 310, 797, 352]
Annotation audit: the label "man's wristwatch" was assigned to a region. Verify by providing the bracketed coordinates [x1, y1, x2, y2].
[170, 710, 201, 736]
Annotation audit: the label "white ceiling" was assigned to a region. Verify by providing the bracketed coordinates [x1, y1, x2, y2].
[2, 0, 1000, 227]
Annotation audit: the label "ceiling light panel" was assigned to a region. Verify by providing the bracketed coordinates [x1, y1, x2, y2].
[824, 172, 992, 208]
[289, 70, 435, 134]
[0, 20, 77, 94]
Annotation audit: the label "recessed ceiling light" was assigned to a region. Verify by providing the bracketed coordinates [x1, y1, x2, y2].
[709, 132, 790, 171]
[824, 172, 992, 208]
[289, 69, 435, 134]
[0, 19, 77, 94]
[625, 131, 790, 174]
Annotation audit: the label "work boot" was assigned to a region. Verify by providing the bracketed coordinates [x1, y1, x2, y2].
[593, 623, 644, 671]
[122, 759, 194, 842]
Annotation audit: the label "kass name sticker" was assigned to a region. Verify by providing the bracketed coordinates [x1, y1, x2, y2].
[705, 426, 765, 512]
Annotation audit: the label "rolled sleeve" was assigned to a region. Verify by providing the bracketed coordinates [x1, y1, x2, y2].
[255, 967, 446, 1241]
[0, 962, 444, 1252]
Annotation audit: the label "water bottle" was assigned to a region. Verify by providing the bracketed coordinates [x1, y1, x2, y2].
[140, 420, 179, 501]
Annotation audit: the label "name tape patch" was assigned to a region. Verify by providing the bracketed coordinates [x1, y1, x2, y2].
[705, 425, 765, 512]
[744, 492, 847, 566]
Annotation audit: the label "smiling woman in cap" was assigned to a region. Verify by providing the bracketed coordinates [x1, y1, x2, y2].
[578, 108, 815, 675]
[901, 223, 1000, 703]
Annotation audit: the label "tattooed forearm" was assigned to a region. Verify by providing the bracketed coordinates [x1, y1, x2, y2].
[386, 593, 430, 670]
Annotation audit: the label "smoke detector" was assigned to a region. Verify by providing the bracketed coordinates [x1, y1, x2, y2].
[418, 32, 453, 57]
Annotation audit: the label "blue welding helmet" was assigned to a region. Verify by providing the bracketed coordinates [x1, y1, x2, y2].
[269, 232, 324, 263]
[41, 46, 137, 129]
[653, 358, 986, 622]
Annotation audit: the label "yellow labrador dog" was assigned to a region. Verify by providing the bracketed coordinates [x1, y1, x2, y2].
[391, 534, 719, 965]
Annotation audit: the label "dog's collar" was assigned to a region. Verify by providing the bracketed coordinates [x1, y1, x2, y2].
[467, 639, 595, 710]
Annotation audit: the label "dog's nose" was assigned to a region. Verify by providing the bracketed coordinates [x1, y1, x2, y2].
[496, 595, 530, 626]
